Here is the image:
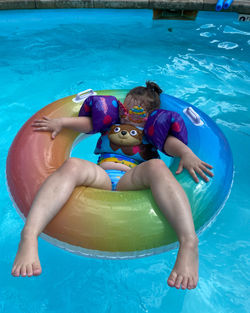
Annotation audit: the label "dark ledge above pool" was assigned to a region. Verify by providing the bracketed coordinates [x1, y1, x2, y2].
[0, 0, 249, 14]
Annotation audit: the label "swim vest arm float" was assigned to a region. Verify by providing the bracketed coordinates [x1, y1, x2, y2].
[78, 95, 120, 134]
[143, 109, 188, 155]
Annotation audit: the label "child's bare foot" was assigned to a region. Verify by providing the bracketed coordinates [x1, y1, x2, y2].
[167, 236, 199, 290]
[11, 231, 42, 277]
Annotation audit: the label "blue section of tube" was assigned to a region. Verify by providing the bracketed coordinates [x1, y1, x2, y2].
[223, 0, 234, 9]
[159, 94, 234, 231]
[216, 0, 224, 11]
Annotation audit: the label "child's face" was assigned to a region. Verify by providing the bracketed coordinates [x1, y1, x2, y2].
[120, 95, 148, 127]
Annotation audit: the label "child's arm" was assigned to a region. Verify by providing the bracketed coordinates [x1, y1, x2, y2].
[32, 116, 93, 139]
[163, 135, 214, 183]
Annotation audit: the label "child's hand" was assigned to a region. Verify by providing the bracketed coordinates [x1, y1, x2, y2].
[32, 117, 63, 139]
[176, 151, 214, 183]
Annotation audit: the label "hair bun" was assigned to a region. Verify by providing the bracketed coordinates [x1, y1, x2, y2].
[146, 81, 163, 95]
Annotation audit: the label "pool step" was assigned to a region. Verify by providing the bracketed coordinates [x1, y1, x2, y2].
[153, 9, 198, 20]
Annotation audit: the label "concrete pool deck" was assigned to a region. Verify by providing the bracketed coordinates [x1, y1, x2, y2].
[0, 0, 249, 14]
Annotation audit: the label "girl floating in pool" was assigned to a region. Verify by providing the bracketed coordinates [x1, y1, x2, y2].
[11, 82, 213, 290]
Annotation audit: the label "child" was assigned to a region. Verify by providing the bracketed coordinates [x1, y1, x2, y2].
[11, 82, 213, 290]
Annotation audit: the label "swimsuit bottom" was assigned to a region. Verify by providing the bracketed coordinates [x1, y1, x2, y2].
[105, 169, 126, 191]
[97, 153, 140, 191]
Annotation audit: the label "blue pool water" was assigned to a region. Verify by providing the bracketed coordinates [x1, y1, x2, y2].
[1, 9, 250, 313]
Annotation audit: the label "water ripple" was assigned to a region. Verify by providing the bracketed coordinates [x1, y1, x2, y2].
[218, 42, 239, 50]
[200, 24, 216, 29]
[216, 119, 250, 136]
[200, 32, 216, 38]
[223, 25, 250, 36]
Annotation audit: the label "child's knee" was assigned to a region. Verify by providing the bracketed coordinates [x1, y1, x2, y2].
[61, 158, 85, 177]
[145, 159, 168, 176]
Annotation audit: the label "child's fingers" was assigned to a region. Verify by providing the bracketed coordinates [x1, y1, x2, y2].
[32, 120, 44, 125]
[32, 117, 50, 125]
[32, 119, 49, 125]
[189, 169, 199, 183]
[51, 131, 58, 139]
[33, 127, 49, 132]
[176, 162, 183, 174]
[200, 165, 214, 177]
[32, 121, 48, 127]
[196, 167, 209, 182]
[201, 161, 213, 169]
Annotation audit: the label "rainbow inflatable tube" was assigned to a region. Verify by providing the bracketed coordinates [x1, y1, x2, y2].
[6, 90, 233, 259]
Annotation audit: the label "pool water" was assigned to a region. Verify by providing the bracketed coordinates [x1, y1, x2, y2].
[1, 9, 250, 313]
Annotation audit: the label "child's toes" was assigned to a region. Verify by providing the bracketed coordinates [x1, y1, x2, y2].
[167, 271, 177, 287]
[26, 264, 33, 277]
[13, 265, 21, 277]
[20, 265, 27, 277]
[32, 262, 42, 276]
[175, 275, 183, 289]
[11, 264, 17, 276]
[181, 276, 188, 289]
[188, 277, 194, 289]
[193, 276, 198, 289]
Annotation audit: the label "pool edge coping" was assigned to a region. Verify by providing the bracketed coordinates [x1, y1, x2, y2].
[0, 0, 250, 14]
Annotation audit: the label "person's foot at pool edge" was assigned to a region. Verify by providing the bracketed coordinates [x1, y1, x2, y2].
[167, 235, 199, 290]
[11, 228, 42, 277]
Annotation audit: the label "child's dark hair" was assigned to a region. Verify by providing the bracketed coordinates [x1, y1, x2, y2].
[126, 81, 163, 113]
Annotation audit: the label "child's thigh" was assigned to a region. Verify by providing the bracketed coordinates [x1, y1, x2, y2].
[60, 157, 112, 190]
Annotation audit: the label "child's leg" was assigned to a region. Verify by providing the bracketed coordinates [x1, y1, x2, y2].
[12, 158, 112, 277]
[116, 159, 198, 290]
